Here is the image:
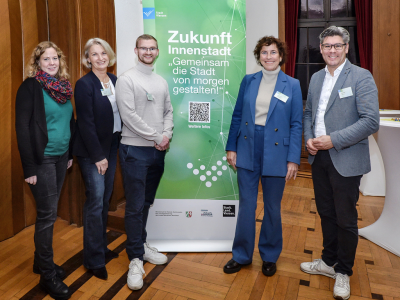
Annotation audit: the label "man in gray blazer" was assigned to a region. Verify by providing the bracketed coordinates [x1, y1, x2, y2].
[301, 26, 379, 300]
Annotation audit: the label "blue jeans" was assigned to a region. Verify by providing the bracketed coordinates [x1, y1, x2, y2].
[232, 125, 286, 264]
[78, 132, 119, 269]
[119, 144, 165, 261]
[29, 151, 69, 280]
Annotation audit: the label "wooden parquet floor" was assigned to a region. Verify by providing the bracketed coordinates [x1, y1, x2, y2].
[1, 174, 399, 300]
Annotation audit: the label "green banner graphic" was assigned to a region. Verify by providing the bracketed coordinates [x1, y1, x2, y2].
[143, 0, 246, 200]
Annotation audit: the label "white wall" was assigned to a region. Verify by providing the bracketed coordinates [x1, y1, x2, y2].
[115, 0, 143, 76]
[114, 0, 279, 76]
[246, 0, 279, 74]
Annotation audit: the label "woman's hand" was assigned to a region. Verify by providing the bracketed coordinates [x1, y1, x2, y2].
[95, 158, 108, 175]
[25, 176, 37, 185]
[285, 162, 298, 181]
[67, 159, 73, 169]
[227, 151, 237, 170]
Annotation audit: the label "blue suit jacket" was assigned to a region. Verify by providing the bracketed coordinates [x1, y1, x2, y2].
[226, 70, 303, 177]
[72, 71, 118, 164]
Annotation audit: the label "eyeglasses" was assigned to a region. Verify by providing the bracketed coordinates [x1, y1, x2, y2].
[138, 47, 158, 52]
[321, 43, 347, 50]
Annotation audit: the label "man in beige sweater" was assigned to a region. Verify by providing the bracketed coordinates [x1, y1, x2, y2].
[115, 34, 173, 291]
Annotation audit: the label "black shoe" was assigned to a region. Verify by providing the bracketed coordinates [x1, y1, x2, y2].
[262, 261, 276, 276]
[105, 250, 119, 260]
[89, 266, 108, 280]
[223, 259, 243, 274]
[33, 264, 66, 279]
[39, 275, 70, 300]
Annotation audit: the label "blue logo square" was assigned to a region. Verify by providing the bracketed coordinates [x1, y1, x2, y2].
[143, 7, 155, 19]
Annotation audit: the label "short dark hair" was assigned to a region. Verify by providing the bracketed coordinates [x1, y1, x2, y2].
[136, 34, 158, 48]
[253, 36, 287, 66]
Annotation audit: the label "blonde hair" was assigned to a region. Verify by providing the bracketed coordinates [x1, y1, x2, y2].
[82, 38, 116, 69]
[26, 41, 69, 79]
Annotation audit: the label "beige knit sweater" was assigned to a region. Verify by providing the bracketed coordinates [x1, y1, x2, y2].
[255, 66, 280, 126]
[115, 62, 174, 146]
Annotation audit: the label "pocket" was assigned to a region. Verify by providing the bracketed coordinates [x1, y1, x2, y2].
[283, 137, 290, 146]
[119, 144, 130, 161]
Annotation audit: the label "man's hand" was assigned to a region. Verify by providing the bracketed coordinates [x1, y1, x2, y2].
[155, 135, 170, 151]
[306, 138, 318, 155]
[313, 135, 333, 150]
[25, 175, 37, 185]
[226, 151, 237, 170]
[95, 158, 108, 175]
[286, 162, 298, 181]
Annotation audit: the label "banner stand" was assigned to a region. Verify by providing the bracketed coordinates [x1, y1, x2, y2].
[146, 240, 233, 252]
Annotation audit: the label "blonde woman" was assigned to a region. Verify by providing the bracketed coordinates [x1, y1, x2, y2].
[72, 38, 120, 280]
[15, 41, 74, 299]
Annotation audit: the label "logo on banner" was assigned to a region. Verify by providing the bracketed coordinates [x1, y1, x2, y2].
[223, 205, 235, 217]
[186, 211, 192, 218]
[201, 209, 213, 217]
[143, 7, 155, 19]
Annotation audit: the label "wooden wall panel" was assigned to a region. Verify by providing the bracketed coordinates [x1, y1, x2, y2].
[36, 0, 48, 42]
[373, 0, 400, 109]
[9, 0, 26, 237]
[0, 0, 15, 241]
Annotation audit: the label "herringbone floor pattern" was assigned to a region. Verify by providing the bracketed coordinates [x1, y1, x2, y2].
[1, 174, 398, 300]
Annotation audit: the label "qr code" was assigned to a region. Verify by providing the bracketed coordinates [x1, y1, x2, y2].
[189, 102, 210, 123]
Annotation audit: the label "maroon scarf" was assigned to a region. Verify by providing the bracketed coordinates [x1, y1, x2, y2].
[35, 70, 73, 104]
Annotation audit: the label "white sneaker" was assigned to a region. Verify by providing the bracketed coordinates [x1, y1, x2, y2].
[143, 242, 168, 265]
[127, 258, 145, 290]
[333, 273, 350, 300]
[300, 259, 336, 278]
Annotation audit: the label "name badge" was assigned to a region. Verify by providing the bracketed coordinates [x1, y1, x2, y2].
[274, 91, 289, 103]
[147, 93, 154, 101]
[338, 87, 353, 99]
[101, 87, 113, 96]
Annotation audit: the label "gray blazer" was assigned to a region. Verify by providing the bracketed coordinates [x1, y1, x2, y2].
[303, 60, 379, 177]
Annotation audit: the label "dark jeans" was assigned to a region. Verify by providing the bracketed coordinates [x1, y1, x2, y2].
[30, 151, 69, 280]
[312, 150, 362, 276]
[119, 144, 165, 261]
[233, 125, 286, 264]
[78, 132, 119, 269]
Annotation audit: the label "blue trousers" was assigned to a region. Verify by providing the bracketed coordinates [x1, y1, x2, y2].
[232, 125, 286, 264]
[78, 132, 119, 269]
[119, 144, 165, 261]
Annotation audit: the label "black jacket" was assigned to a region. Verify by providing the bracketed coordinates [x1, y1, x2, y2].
[15, 78, 75, 178]
[72, 71, 118, 163]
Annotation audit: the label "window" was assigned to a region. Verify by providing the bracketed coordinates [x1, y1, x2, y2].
[295, 0, 359, 101]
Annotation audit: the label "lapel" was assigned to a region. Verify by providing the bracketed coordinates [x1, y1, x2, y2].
[249, 71, 263, 123]
[311, 69, 326, 122]
[265, 70, 287, 126]
[325, 60, 352, 114]
[88, 70, 104, 95]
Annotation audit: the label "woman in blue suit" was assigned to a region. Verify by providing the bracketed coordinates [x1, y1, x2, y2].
[72, 38, 121, 280]
[223, 36, 303, 276]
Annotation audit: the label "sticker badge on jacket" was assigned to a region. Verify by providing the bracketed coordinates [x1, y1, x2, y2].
[274, 91, 289, 103]
[338, 87, 353, 98]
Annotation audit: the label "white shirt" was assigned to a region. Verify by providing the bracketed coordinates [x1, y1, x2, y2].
[101, 81, 122, 133]
[314, 59, 347, 137]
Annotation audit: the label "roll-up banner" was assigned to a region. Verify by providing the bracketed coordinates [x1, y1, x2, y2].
[143, 0, 246, 251]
